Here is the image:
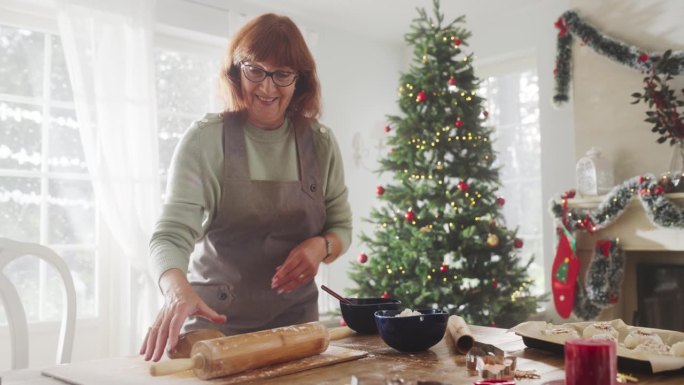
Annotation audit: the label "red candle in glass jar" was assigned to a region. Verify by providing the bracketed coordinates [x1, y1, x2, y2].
[565, 339, 617, 385]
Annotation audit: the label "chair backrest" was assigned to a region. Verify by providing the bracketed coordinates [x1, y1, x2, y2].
[0, 237, 77, 369]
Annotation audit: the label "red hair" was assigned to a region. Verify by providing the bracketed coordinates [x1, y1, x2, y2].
[219, 13, 321, 121]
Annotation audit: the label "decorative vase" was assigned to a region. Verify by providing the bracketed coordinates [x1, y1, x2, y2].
[576, 147, 614, 196]
[668, 139, 684, 188]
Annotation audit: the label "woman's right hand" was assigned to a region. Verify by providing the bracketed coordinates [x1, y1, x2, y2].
[139, 268, 227, 362]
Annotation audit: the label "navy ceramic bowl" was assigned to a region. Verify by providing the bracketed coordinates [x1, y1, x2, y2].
[374, 309, 449, 352]
[340, 298, 402, 334]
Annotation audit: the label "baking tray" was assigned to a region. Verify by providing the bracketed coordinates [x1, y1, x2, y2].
[520, 335, 655, 373]
[512, 320, 684, 374]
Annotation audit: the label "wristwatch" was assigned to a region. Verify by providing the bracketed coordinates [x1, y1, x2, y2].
[322, 234, 332, 259]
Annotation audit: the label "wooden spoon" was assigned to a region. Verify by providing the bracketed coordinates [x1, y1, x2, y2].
[321, 285, 353, 305]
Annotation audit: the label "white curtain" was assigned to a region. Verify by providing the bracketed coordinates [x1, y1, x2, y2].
[57, 0, 160, 355]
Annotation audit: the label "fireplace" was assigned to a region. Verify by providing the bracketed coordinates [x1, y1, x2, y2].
[635, 259, 684, 331]
[568, 193, 684, 330]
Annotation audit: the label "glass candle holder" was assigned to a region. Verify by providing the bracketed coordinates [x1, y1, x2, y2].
[565, 339, 616, 385]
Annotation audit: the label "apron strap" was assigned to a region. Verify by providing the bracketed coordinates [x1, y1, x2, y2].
[293, 119, 322, 201]
[222, 112, 249, 180]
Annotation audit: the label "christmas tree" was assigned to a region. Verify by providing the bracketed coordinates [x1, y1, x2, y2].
[347, 0, 541, 327]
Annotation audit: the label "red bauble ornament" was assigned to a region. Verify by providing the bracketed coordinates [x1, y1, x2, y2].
[483, 110, 489, 118]
[496, 196, 506, 206]
[376, 186, 385, 196]
[448, 76, 457, 86]
[553, 67, 558, 76]
[453, 37, 462, 46]
[358, 252, 368, 264]
[416, 90, 427, 103]
[384, 125, 391, 133]
[439, 264, 448, 273]
[654, 185, 664, 195]
[381, 292, 390, 299]
[458, 180, 469, 192]
[514, 238, 524, 249]
[455, 119, 463, 128]
[339, 318, 347, 326]
[492, 278, 498, 289]
[405, 210, 416, 222]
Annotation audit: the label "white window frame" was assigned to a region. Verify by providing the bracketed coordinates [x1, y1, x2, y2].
[477, 51, 545, 295]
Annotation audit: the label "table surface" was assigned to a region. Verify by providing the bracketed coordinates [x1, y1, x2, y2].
[2, 325, 684, 385]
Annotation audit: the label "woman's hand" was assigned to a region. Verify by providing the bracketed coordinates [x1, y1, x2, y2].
[139, 269, 227, 362]
[271, 235, 328, 294]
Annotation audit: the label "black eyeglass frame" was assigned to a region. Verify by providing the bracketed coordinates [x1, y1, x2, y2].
[239, 62, 298, 87]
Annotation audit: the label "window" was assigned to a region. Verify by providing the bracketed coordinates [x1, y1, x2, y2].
[154, 44, 223, 191]
[478, 64, 544, 294]
[0, 24, 96, 322]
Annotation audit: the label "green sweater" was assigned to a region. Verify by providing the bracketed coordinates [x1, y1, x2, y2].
[149, 113, 352, 281]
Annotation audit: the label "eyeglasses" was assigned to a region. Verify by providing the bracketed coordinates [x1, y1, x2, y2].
[240, 62, 297, 87]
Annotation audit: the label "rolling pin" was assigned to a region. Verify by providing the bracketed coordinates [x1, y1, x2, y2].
[150, 322, 353, 380]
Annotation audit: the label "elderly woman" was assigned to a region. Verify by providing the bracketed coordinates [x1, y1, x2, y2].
[140, 13, 352, 362]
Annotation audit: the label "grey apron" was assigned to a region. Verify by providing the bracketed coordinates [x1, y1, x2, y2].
[184, 113, 325, 336]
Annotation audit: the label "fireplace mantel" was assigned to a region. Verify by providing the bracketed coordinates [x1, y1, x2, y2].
[565, 192, 684, 324]
[567, 192, 684, 251]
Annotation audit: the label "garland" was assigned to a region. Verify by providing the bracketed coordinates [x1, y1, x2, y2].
[550, 174, 684, 233]
[573, 239, 624, 320]
[552, 10, 684, 143]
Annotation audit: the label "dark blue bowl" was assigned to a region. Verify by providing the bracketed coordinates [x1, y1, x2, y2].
[374, 309, 448, 352]
[340, 298, 402, 334]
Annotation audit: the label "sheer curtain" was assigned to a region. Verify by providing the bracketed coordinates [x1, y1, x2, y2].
[57, 0, 160, 354]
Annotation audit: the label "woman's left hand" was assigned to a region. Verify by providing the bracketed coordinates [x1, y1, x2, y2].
[271, 236, 326, 293]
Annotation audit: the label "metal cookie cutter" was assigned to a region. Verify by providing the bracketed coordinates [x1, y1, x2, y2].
[465, 341, 517, 380]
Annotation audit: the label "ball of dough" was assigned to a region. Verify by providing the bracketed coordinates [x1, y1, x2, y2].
[582, 322, 618, 340]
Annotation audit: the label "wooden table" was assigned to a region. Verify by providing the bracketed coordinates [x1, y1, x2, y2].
[2, 325, 684, 384]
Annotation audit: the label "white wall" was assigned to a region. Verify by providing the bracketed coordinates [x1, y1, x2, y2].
[313, 27, 404, 302]
[570, 0, 684, 182]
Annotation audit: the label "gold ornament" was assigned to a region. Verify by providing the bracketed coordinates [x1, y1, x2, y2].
[486, 233, 499, 247]
[436, 163, 444, 171]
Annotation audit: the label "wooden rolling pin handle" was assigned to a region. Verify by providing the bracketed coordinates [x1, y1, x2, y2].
[149, 354, 204, 377]
[328, 326, 353, 341]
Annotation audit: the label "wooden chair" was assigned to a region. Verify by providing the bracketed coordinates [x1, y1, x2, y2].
[0, 237, 77, 369]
